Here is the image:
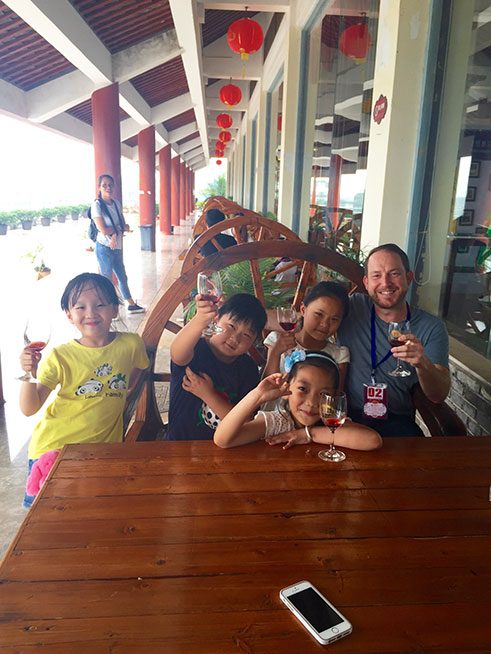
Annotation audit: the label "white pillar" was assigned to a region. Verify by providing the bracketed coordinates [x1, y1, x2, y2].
[361, 0, 434, 252]
[277, 13, 302, 230]
[254, 87, 268, 212]
[243, 119, 253, 208]
[416, 0, 474, 313]
[266, 86, 280, 215]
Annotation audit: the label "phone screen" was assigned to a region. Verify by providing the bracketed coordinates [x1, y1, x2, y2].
[288, 587, 344, 633]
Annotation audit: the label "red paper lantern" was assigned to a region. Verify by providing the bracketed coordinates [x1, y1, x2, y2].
[219, 130, 232, 143]
[277, 114, 282, 131]
[227, 17, 264, 60]
[219, 83, 242, 106]
[339, 22, 371, 64]
[215, 141, 225, 152]
[216, 113, 233, 129]
[216, 159, 222, 165]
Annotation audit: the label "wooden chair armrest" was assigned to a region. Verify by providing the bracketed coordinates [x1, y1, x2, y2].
[124, 420, 145, 444]
[411, 383, 467, 436]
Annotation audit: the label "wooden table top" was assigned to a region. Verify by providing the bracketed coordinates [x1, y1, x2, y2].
[1, 437, 491, 653]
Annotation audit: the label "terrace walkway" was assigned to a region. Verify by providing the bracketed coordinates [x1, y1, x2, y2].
[0, 213, 193, 557]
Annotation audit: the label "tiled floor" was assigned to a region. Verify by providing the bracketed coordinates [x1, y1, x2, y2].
[0, 215, 193, 558]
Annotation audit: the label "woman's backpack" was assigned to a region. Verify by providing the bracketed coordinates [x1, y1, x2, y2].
[86, 198, 124, 242]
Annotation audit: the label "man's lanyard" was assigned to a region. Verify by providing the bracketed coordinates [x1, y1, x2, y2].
[370, 303, 411, 383]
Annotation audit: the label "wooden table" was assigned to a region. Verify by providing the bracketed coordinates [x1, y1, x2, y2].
[1, 438, 490, 653]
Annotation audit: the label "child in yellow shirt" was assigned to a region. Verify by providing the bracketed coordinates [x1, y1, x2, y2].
[19, 272, 149, 507]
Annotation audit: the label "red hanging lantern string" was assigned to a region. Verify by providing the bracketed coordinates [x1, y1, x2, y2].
[219, 83, 242, 107]
[226, 9, 264, 61]
[338, 15, 371, 64]
[219, 130, 232, 143]
[216, 113, 233, 129]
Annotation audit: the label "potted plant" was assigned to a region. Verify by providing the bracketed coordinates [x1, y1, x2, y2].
[39, 208, 52, 227]
[22, 245, 51, 280]
[20, 210, 35, 230]
[0, 211, 20, 235]
[34, 260, 52, 280]
[54, 206, 66, 223]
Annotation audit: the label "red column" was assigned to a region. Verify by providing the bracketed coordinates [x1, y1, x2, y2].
[187, 167, 192, 214]
[191, 170, 195, 212]
[185, 164, 190, 216]
[179, 161, 187, 221]
[159, 145, 172, 234]
[171, 155, 180, 228]
[92, 84, 122, 201]
[181, 163, 187, 219]
[138, 126, 156, 251]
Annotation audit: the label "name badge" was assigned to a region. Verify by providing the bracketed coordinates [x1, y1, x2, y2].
[363, 383, 388, 420]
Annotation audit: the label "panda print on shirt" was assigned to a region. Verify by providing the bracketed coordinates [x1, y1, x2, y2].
[75, 362, 128, 399]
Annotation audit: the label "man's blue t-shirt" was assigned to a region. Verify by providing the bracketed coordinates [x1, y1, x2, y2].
[167, 338, 260, 440]
[338, 294, 449, 417]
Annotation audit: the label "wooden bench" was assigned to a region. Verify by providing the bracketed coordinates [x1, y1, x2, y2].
[124, 240, 466, 442]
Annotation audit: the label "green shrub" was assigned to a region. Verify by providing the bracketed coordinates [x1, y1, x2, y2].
[0, 211, 21, 226]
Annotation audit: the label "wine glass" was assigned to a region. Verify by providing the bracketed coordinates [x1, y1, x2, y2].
[276, 306, 297, 333]
[197, 272, 224, 336]
[18, 318, 51, 382]
[387, 320, 411, 377]
[318, 392, 347, 462]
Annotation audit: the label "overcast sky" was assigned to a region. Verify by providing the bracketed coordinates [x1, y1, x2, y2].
[0, 113, 224, 211]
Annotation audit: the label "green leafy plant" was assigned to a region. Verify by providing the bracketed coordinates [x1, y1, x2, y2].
[0, 211, 21, 226]
[199, 175, 226, 199]
[183, 258, 292, 322]
[22, 245, 50, 272]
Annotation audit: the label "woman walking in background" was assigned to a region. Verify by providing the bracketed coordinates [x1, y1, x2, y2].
[92, 173, 145, 314]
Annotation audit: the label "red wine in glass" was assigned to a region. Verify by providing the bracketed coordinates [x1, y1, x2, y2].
[197, 272, 224, 336]
[325, 416, 346, 430]
[18, 319, 51, 382]
[200, 293, 220, 304]
[318, 392, 347, 462]
[28, 341, 48, 352]
[279, 320, 297, 332]
[277, 307, 297, 333]
[388, 320, 411, 377]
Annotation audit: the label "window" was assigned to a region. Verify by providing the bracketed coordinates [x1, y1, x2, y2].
[309, 5, 379, 257]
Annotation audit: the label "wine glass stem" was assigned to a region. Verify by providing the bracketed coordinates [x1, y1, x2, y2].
[329, 428, 335, 451]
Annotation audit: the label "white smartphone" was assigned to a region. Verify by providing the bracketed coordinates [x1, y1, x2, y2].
[279, 580, 352, 645]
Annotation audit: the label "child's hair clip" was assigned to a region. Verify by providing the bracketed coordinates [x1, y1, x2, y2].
[284, 348, 306, 373]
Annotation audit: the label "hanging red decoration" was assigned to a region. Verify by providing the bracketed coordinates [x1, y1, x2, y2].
[277, 114, 282, 131]
[216, 159, 222, 165]
[219, 130, 232, 143]
[227, 17, 264, 60]
[219, 83, 242, 106]
[215, 140, 225, 152]
[216, 113, 233, 129]
[338, 22, 371, 64]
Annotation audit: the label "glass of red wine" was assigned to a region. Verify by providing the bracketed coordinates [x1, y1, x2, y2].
[197, 272, 224, 336]
[318, 392, 347, 462]
[276, 306, 297, 333]
[388, 320, 411, 377]
[18, 319, 51, 382]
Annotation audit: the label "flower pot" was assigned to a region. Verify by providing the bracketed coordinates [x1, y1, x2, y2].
[40, 216, 51, 227]
[70, 211, 78, 221]
[0, 223, 7, 236]
[57, 214, 66, 223]
[21, 220, 33, 230]
[35, 268, 51, 280]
